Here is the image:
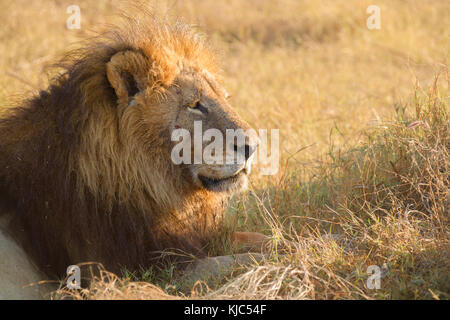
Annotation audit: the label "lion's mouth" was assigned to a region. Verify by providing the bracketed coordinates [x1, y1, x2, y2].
[198, 170, 246, 192]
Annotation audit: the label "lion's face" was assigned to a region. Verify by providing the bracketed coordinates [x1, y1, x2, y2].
[106, 50, 259, 195]
[165, 71, 259, 193]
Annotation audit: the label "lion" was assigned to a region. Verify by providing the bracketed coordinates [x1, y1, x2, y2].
[0, 13, 268, 299]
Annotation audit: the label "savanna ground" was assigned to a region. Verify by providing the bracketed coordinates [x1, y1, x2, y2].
[0, 0, 448, 299]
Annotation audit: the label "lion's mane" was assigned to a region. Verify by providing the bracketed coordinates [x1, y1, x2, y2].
[0, 12, 228, 277]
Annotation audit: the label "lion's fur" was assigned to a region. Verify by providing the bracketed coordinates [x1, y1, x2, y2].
[0, 12, 231, 280]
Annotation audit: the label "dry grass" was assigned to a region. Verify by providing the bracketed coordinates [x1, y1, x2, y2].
[1, 0, 448, 299]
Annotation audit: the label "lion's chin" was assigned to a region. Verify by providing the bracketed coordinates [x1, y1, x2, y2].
[198, 170, 248, 193]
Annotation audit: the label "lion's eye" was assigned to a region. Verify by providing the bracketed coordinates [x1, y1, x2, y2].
[188, 100, 208, 114]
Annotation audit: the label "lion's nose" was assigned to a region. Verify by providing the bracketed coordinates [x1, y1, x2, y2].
[233, 143, 255, 161]
[233, 131, 259, 161]
[245, 144, 256, 160]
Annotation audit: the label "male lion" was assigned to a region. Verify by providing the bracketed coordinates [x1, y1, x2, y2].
[0, 14, 265, 299]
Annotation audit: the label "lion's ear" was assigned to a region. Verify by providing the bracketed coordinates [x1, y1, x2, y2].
[106, 50, 150, 106]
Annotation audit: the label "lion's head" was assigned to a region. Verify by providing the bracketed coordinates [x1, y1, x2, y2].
[107, 50, 259, 194]
[75, 15, 259, 213]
